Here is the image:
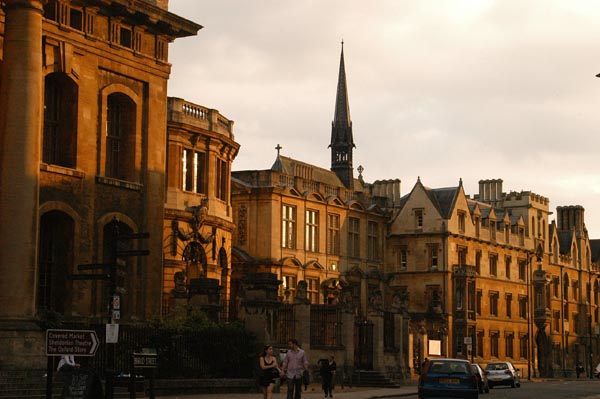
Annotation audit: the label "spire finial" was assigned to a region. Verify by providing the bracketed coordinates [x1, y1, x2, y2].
[275, 144, 282, 156]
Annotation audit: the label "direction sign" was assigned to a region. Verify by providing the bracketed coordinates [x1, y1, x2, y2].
[69, 274, 109, 281]
[116, 249, 150, 257]
[132, 353, 158, 369]
[46, 329, 99, 357]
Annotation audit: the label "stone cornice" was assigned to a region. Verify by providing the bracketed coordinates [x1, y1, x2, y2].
[3, 0, 46, 12]
[88, 0, 201, 38]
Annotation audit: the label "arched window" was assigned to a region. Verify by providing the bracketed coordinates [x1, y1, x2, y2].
[43, 73, 78, 168]
[106, 93, 136, 181]
[37, 211, 74, 313]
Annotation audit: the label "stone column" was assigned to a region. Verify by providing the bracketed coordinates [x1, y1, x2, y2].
[341, 311, 355, 383]
[370, 313, 385, 372]
[293, 302, 311, 351]
[0, 0, 46, 323]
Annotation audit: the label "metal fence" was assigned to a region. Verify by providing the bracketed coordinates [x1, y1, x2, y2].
[67, 323, 256, 379]
[272, 303, 295, 345]
[310, 305, 342, 348]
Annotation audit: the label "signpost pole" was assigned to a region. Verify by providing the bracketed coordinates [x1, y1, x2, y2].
[129, 353, 136, 399]
[45, 355, 53, 399]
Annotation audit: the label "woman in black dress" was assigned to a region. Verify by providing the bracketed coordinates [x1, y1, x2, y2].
[259, 345, 280, 399]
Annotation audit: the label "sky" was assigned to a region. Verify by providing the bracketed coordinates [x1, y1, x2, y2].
[167, 0, 600, 237]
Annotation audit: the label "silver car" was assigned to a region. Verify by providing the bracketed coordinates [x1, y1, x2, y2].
[485, 361, 520, 389]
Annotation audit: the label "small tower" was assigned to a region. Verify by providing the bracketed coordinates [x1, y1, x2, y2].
[329, 42, 356, 189]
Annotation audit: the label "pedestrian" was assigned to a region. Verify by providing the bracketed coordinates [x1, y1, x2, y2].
[259, 345, 280, 399]
[57, 355, 79, 373]
[282, 338, 309, 399]
[320, 355, 336, 398]
[421, 357, 429, 373]
[576, 361, 584, 378]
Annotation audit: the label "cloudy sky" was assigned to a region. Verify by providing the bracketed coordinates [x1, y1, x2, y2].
[168, 0, 600, 237]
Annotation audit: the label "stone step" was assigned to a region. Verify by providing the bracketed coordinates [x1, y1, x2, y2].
[351, 371, 401, 388]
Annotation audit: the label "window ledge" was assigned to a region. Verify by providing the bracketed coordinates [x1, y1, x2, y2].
[96, 175, 142, 191]
[41, 163, 85, 178]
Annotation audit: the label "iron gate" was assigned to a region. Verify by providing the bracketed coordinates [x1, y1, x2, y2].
[354, 318, 373, 370]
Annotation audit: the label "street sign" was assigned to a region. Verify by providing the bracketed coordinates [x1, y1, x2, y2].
[118, 232, 150, 240]
[69, 274, 109, 281]
[463, 336, 472, 345]
[106, 324, 119, 344]
[46, 329, 99, 357]
[132, 353, 158, 369]
[77, 263, 108, 271]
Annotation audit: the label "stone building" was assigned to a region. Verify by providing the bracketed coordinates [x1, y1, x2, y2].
[387, 177, 600, 378]
[162, 97, 239, 321]
[0, 0, 200, 369]
[230, 45, 406, 378]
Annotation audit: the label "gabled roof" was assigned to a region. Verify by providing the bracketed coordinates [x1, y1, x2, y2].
[509, 215, 523, 226]
[557, 231, 574, 255]
[271, 154, 290, 174]
[271, 155, 345, 188]
[425, 186, 459, 219]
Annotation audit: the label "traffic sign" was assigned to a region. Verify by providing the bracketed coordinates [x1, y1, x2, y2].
[118, 232, 150, 240]
[69, 274, 109, 281]
[132, 353, 158, 369]
[46, 329, 99, 357]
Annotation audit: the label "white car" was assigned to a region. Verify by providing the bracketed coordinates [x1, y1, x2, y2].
[485, 361, 520, 389]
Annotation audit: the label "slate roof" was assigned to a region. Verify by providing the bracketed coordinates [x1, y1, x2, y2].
[272, 155, 366, 191]
[421, 185, 458, 219]
[557, 231, 574, 255]
[590, 239, 600, 263]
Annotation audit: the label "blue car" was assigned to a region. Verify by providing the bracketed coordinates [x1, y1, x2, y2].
[418, 358, 479, 399]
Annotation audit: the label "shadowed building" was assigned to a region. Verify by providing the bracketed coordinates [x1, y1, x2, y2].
[0, 0, 200, 369]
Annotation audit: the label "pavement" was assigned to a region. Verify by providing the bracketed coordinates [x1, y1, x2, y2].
[157, 382, 418, 399]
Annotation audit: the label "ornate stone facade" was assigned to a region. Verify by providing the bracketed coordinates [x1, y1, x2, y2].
[163, 97, 239, 320]
[0, 0, 200, 369]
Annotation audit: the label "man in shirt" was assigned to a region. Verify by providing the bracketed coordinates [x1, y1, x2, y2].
[282, 338, 309, 399]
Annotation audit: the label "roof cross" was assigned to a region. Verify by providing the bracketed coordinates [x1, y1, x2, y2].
[275, 144, 282, 156]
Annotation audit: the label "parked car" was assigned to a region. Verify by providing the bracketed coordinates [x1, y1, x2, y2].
[471, 363, 489, 394]
[485, 361, 520, 388]
[418, 358, 479, 399]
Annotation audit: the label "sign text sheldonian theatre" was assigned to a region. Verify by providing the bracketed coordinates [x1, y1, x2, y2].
[46, 329, 99, 356]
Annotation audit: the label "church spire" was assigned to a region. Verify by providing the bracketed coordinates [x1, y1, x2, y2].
[329, 41, 356, 189]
